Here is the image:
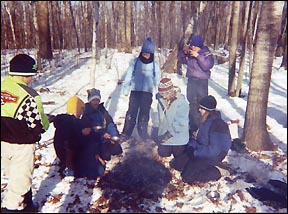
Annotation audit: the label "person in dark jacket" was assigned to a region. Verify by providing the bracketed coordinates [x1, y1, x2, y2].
[82, 88, 122, 161]
[178, 35, 215, 136]
[1, 54, 50, 213]
[177, 95, 232, 184]
[52, 96, 105, 180]
[120, 37, 161, 141]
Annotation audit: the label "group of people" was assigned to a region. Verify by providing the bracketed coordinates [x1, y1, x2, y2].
[1, 35, 232, 213]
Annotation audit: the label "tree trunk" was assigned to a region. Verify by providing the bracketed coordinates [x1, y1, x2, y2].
[90, 1, 100, 88]
[235, 1, 252, 97]
[68, 1, 80, 54]
[228, 1, 240, 97]
[242, 1, 285, 152]
[36, 1, 53, 60]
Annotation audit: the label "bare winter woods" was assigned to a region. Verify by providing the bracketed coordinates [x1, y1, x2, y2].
[1, 1, 287, 151]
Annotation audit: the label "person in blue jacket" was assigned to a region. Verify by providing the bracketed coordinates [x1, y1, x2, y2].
[82, 88, 122, 161]
[120, 37, 161, 141]
[52, 96, 105, 180]
[155, 77, 190, 170]
[180, 95, 232, 184]
[178, 35, 214, 136]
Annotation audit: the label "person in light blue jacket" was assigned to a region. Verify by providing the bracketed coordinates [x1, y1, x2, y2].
[155, 77, 190, 170]
[120, 37, 161, 141]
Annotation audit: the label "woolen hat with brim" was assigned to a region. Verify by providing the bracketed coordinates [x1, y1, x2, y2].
[199, 95, 217, 111]
[9, 54, 38, 76]
[158, 77, 176, 99]
[87, 88, 101, 102]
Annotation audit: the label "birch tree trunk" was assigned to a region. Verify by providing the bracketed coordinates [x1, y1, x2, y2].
[90, 1, 100, 88]
[243, 1, 285, 152]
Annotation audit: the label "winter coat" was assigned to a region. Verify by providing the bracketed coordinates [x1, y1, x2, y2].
[178, 46, 214, 80]
[156, 87, 190, 146]
[53, 113, 104, 179]
[82, 103, 119, 143]
[188, 111, 231, 163]
[1, 76, 49, 144]
[122, 57, 161, 95]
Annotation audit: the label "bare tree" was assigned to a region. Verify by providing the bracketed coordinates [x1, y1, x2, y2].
[68, 1, 80, 54]
[36, 1, 53, 60]
[242, 1, 285, 152]
[235, 1, 252, 97]
[125, 1, 132, 53]
[4, 2, 17, 49]
[228, 1, 240, 97]
[90, 1, 100, 88]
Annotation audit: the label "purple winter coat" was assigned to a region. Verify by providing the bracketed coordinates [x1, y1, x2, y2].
[178, 46, 214, 80]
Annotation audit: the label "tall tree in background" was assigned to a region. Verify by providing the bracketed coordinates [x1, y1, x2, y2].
[227, 1, 240, 97]
[90, 1, 100, 88]
[242, 1, 285, 152]
[235, 1, 252, 97]
[36, 1, 53, 60]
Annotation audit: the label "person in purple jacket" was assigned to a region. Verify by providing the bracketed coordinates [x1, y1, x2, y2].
[178, 35, 214, 136]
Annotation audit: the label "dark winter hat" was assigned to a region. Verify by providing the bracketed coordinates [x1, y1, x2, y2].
[87, 88, 101, 102]
[141, 37, 155, 54]
[158, 77, 175, 99]
[190, 35, 204, 48]
[9, 54, 37, 76]
[199, 95, 217, 111]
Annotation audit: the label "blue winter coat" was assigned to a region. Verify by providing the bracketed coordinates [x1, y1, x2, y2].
[156, 87, 190, 146]
[82, 103, 119, 143]
[178, 46, 214, 80]
[188, 111, 231, 162]
[122, 57, 161, 95]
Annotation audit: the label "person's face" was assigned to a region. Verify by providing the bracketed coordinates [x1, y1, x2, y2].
[199, 107, 210, 122]
[142, 52, 151, 59]
[23, 76, 33, 84]
[90, 98, 100, 109]
[191, 46, 201, 52]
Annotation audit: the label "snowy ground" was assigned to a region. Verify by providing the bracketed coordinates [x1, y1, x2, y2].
[1, 48, 287, 213]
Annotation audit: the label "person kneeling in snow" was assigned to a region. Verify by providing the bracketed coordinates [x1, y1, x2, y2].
[179, 95, 232, 184]
[52, 96, 105, 179]
[155, 78, 190, 169]
[82, 88, 122, 162]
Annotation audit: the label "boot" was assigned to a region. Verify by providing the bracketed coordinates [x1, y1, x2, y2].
[137, 122, 149, 140]
[22, 188, 39, 213]
[121, 114, 136, 140]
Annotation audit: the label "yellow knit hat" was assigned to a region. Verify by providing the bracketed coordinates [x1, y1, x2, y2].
[66, 96, 85, 115]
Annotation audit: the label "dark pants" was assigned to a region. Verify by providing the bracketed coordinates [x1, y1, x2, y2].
[186, 78, 208, 132]
[122, 91, 153, 139]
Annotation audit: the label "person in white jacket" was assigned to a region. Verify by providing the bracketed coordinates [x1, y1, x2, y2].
[155, 77, 190, 169]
